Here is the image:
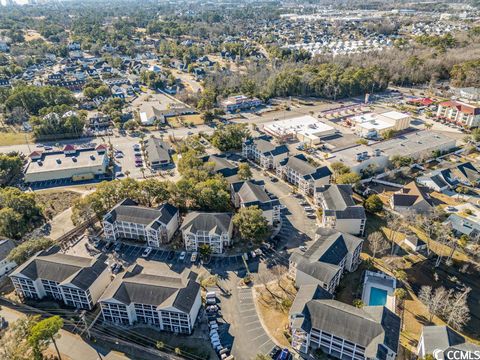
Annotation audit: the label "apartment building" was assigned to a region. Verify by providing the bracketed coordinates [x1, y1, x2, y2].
[9, 247, 110, 310]
[437, 100, 480, 128]
[0, 239, 16, 276]
[231, 180, 282, 225]
[180, 212, 233, 254]
[99, 260, 201, 334]
[242, 136, 289, 170]
[290, 298, 400, 359]
[289, 229, 363, 293]
[103, 199, 179, 248]
[276, 154, 332, 196]
[144, 137, 172, 169]
[316, 185, 366, 235]
[202, 154, 240, 183]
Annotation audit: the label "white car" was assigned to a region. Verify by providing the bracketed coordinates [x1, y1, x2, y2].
[299, 245, 308, 252]
[191, 252, 198, 263]
[141, 247, 153, 258]
[179, 251, 186, 261]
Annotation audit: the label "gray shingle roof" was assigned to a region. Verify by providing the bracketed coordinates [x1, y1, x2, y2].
[312, 229, 363, 262]
[144, 138, 171, 164]
[281, 155, 332, 181]
[318, 185, 366, 220]
[0, 239, 16, 262]
[11, 247, 108, 291]
[420, 326, 466, 355]
[238, 181, 271, 204]
[302, 300, 400, 357]
[291, 252, 341, 284]
[104, 199, 178, 228]
[100, 261, 200, 313]
[180, 212, 232, 236]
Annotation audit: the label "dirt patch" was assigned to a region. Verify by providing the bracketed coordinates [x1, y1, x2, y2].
[35, 190, 82, 219]
[254, 277, 297, 347]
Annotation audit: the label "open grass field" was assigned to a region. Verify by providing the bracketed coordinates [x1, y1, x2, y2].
[167, 114, 204, 128]
[0, 130, 34, 146]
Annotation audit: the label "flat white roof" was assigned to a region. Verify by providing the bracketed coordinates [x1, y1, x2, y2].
[25, 149, 106, 175]
[264, 115, 335, 138]
[380, 111, 410, 120]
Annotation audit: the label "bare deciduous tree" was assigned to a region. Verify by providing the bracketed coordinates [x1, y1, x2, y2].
[445, 287, 471, 331]
[368, 231, 390, 259]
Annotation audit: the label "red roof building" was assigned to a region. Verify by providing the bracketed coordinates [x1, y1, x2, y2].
[437, 100, 480, 128]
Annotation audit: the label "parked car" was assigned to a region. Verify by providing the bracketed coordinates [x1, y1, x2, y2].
[206, 297, 216, 305]
[112, 263, 123, 274]
[114, 243, 122, 252]
[269, 176, 278, 182]
[206, 291, 217, 300]
[299, 245, 308, 252]
[191, 252, 198, 263]
[277, 348, 292, 360]
[179, 251, 186, 261]
[141, 247, 153, 258]
[133, 144, 140, 150]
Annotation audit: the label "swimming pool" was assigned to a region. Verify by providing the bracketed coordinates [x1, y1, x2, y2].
[369, 287, 388, 306]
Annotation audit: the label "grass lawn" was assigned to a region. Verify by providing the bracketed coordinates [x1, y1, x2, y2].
[0, 131, 34, 146]
[167, 114, 204, 128]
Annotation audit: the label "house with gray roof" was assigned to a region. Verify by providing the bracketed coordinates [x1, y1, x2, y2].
[180, 212, 233, 254]
[242, 136, 289, 170]
[289, 229, 363, 293]
[202, 154, 239, 183]
[390, 181, 434, 214]
[99, 260, 201, 334]
[417, 325, 480, 359]
[290, 299, 400, 359]
[144, 137, 172, 169]
[103, 199, 179, 247]
[230, 180, 282, 224]
[316, 185, 366, 235]
[0, 238, 16, 276]
[276, 154, 332, 196]
[10, 246, 110, 310]
[418, 162, 480, 192]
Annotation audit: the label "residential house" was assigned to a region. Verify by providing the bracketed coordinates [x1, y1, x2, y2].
[289, 299, 400, 359]
[417, 162, 480, 192]
[437, 100, 480, 128]
[443, 203, 480, 237]
[316, 185, 366, 235]
[231, 180, 282, 225]
[417, 325, 480, 359]
[103, 199, 179, 247]
[0, 239, 16, 276]
[242, 136, 289, 170]
[390, 181, 434, 214]
[276, 154, 332, 196]
[99, 260, 201, 334]
[144, 137, 172, 169]
[289, 229, 363, 293]
[9, 246, 110, 310]
[403, 236, 427, 252]
[180, 212, 233, 254]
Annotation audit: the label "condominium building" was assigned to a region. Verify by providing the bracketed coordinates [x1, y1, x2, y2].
[9, 246, 110, 310]
[437, 100, 480, 128]
[0, 239, 16, 276]
[180, 212, 233, 254]
[289, 229, 363, 293]
[242, 136, 289, 170]
[276, 154, 332, 196]
[202, 154, 240, 183]
[99, 260, 201, 334]
[316, 185, 366, 235]
[103, 199, 179, 247]
[231, 180, 282, 225]
[290, 298, 400, 359]
[144, 137, 172, 169]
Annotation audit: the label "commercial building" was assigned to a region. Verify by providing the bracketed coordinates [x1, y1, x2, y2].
[0, 239, 16, 276]
[103, 199, 179, 247]
[417, 325, 480, 359]
[10, 247, 110, 310]
[316, 185, 366, 236]
[350, 111, 411, 138]
[276, 154, 332, 196]
[231, 180, 282, 225]
[289, 229, 363, 293]
[220, 95, 263, 112]
[289, 298, 400, 359]
[99, 260, 201, 334]
[242, 136, 289, 170]
[144, 137, 172, 169]
[263, 116, 336, 145]
[24, 146, 109, 184]
[180, 212, 233, 254]
[328, 131, 457, 174]
[437, 100, 480, 128]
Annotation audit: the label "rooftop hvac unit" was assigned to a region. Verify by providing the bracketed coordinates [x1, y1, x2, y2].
[72, 157, 78, 162]
[90, 155, 96, 160]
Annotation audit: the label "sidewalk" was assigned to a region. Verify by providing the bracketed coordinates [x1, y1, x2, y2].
[0, 306, 129, 360]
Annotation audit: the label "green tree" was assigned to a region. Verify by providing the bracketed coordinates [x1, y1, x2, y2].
[0, 153, 23, 186]
[330, 162, 350, 179]
[233, 206, 270, 244]
[199, 244, 212, 258]
[353, 299, 365, 308]
[0, 316, 40, 360]
[8, 238, 56, 265]
[238, 163, 252, 180]
[28, 316, 63, 360]
[336, 172, 361, 185]
[210, 124, 250, 151]
[364, 194, 383, 213]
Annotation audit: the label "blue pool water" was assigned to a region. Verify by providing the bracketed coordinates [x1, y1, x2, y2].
[369, 287, 388, 306]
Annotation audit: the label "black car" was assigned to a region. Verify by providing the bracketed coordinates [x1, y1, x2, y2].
[269, 346, 281, 359]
